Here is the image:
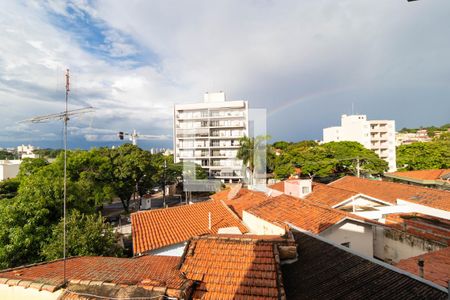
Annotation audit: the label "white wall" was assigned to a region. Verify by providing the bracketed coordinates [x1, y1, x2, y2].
[149, 242, 187, 256]
[373, 227, 446, 264]
[0, 284, 61, 300]
[320, 219, 374, 257]
[396, 200, 450, 220]
[242, 211, 285, 235]
[0, 160, 21, 181]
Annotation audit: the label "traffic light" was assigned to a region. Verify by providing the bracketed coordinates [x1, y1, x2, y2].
[118, 131, 124, 140]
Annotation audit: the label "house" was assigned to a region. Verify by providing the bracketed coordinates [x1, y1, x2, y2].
[243, 193, 379, 257]
[131, 200, 248, 256]
[384, 169, 450, 190]
[329, 176, 450, 219]
[0, 256, 190, 299]
[396, 247, 450, 288]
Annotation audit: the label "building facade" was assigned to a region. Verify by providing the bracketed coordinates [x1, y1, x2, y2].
[173, 92, 248, 182]
[323, 114, 396, 172]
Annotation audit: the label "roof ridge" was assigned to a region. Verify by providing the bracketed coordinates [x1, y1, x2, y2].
[0, 256, 82, 274]
[218, 199, 250, 231]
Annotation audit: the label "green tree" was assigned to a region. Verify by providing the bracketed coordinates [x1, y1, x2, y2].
[0, 178, 20, 200]
[237, 136, 271, 183]
[18, 157, 49, 178]
[0, 150, 15, 160]
[42, 210, 122, 260]
[107, 144, 154, 212]
[397, 140, 450, 170]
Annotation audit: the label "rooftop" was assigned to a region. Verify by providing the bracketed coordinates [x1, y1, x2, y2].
[246, 194, 352, 234]
[131, 200, 248, 254]
[396, 247, 450, 288]
[179, 235, 292, 299]
[282, 231, 448, 299]
[386, 169, 450, 182]
[212, 188, 269, 219]
[0, 256, 187, 295]
[329, 176, 450, 211]
[304, 182, 358, 207]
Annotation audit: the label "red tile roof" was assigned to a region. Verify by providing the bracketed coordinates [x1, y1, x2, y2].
[329, 176, 450, 211]
[396, 247, 450, 288]
[131, 200, 248, 254]
[387, 169, 450, 182]
[220, 190, 269, 219]
[304, 183, 357, 207]
[268, 181, 285, 193]
[246, 194, 353, 234]
[180, 235, 288, 299]
[0, 256, 186, 292]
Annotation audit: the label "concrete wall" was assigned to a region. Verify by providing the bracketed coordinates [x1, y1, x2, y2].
[242, 211, 285, 235]
[0, 284, 61, 300]
[320, 220, 374, 257]
[149, 242, 186, 256]
[0, 161, 21, 181]
[373, 227, 446, 264]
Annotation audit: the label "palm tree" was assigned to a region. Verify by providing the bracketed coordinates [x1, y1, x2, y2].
[237, 135, 271, 185]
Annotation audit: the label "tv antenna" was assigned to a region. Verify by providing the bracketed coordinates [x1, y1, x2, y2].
[19, 69, 94, 285]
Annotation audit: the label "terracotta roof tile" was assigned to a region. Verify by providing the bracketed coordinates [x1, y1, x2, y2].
[0, 256, 186, 292]
[387, 169, 450, 181]
[131, 200, 248, 254]
[396, 247, 450, 288]
[180, 235, 287, 299]
[329, 176, 450, 211]
[222, 190, 269, 219]
[246, 194, 351, 234]
[304, 183, 358, 207]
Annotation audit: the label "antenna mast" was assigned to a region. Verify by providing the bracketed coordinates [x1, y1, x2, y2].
[19, 69, 94, 286]
[63, 69, 69, 285]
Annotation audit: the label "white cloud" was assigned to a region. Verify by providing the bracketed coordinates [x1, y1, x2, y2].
[1, 0, 449, 148]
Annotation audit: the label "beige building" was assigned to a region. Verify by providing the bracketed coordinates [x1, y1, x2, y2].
[323, 114, 397, 172]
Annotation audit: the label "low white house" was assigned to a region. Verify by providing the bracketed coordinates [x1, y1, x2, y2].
[0, 160, 21, 181]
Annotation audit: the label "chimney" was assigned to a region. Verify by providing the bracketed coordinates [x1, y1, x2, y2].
[284, 179, 312, 198]
[418, 258, 424, 278]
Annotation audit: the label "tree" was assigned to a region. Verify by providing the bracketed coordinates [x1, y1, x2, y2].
[107, 144, 154, 212]
[42, 210, 122, 260]
[397, 140, 450, 170]
[0, 178, 20, 200]
[272, 141, 387, 180]
[0, 150, 15, 160]
[18, 157, 49, 178]
[237, 136, 271, 183]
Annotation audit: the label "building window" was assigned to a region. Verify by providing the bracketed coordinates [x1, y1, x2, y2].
[302, 187, 310, 194]
[341, 242, 350, 248]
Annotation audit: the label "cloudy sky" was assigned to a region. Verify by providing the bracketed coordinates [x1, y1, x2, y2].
[1, 0, 449, 149]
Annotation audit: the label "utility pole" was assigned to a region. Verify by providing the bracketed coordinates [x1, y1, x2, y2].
[356, 157, 361, 178]
[162, 159, 167, 208]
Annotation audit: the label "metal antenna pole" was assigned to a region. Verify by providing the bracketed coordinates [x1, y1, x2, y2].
[63, 69, 69, 285]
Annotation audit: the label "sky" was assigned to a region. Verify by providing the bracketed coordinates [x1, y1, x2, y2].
[1, 0, 449, 150]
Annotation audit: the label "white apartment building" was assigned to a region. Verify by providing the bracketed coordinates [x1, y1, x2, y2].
[323, 114, 397, 172]
[174, 92, 248, 183]
[17, 144, 38, 159]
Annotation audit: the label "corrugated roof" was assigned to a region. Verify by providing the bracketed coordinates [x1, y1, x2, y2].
[282, 231, 448, 299]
